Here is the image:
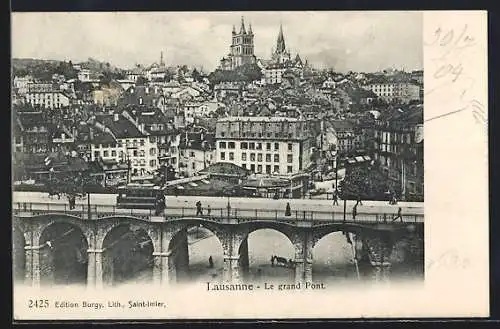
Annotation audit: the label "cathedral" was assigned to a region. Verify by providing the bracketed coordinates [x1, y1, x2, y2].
[219, 17, 257, 71]
[218, 18, 308, 85]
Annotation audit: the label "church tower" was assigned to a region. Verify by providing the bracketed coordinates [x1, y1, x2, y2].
[221, 16, 256, 70]
[272, 23, 291, 64]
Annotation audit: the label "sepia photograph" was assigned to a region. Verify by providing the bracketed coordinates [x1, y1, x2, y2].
[10, 11, 487, 320]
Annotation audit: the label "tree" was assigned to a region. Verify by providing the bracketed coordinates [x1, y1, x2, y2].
[136, 76, 148, 85]
[338, 164, 393, 200]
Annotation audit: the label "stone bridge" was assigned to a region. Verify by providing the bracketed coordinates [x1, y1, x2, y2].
[12, 202, 424, 289]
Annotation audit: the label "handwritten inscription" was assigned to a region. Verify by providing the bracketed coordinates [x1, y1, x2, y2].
[426, 249, 470, 271]
[425, 24, 486, 126]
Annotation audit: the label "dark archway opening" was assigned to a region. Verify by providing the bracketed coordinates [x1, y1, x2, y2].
[102, 224, 154, 286]
[12, 226, 26, 283]
[244, 229, 295, 284]
[39, 222, 88, 286]
[168, 224, 224, 284]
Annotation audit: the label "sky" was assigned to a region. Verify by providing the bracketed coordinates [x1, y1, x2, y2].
[12, 11, 423, 73]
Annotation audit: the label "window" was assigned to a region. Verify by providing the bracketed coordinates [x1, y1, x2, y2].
[139, 150, 145, 157]
[274, 154, 279, 162]
[288, 143, 293, 151]
[266, 154, 271, 162]
[266, 165, 271, 174]
[228, 142, 235, 149]
[220, 152, 225, 160]
[241, 142, 248, 149]
[257, 153, 262, 162]
[103, 150, 109, 157]
[94, 151, 100, 158]
[274, 165, 279, 173]
[111, 150, 116, 157]
[150, 136, 156, 143]
[219, 142, 226, 149]
[287, 154, 293, 163]
[150, 148, 156, 156]
[250, 153, 256, 161]
[249, 142, 255, 150]
[257, 165, 262, 173]
[242, 163, 247, 169]
[190, 151, 195, 157]
[250, 164, 256, 172]
[150, 160, 156, 167]
[229, 152, 234, 160]
[192, 163, 196, 169]
[274, 143, 279, 151]
[242, 153, 247, 161]
[287, 166, 293, 173]
[266, 143, 271, 150]
[256, 143, 262, 150]
[140, 139, 145, 146]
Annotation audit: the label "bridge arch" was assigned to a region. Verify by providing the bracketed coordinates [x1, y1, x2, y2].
[12, 224, 26, 283]
[239, 225, 296, 283]
[100, 221, 156, 286]
[34, 215, 91, 248]
[38, 221, 89, 286]
[167, 220, 226, 283]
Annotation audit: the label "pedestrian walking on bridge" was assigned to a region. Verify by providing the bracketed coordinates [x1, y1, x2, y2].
[332, 190, 339, 206]
[207, 205, 211, 216]
[285, 202, 291, 216]
[208, 256, 214, 268]
[352, 204, 358, 220]
[196, 201, 203, 216]
[393, 207, 403, 222]
[356, 195, 363, 206]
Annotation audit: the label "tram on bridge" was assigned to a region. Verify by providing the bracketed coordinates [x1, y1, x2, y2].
[116, 184, 166, 213]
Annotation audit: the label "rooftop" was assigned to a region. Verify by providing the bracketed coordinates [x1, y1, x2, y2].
[218, 116, 300, 123]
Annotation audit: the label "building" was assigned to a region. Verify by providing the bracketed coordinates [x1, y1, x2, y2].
[329, 120, 364, 154]
[178, 130, 215, 177]
[215, 116, 314, 175]
[365, 81, 420, 104]
[77, 69, 92, 82]
[13, 110, 50, 154]
[25, 89, 72, 109]
[258, 25, 305, 85]
[219, 17, 256, 70]
[13, 76, 34, 95]
[373, 105, 424, 200]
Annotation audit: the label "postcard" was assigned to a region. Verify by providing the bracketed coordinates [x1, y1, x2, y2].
[11, 10, 488, 320]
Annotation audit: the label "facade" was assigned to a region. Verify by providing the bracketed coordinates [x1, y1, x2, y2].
[366, 82, 420, 104]
[179, 131, 215, 177]
[329, 120, 364, 154]
[373, 105, 424, 200]
[219, 17, 256, 70]
[25, 90, 72, 109]
[215, 116, 314, 175]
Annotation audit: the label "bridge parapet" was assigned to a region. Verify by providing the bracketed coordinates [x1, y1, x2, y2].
[13, 202, 424, 226]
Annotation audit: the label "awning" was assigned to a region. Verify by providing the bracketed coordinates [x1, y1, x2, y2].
[189, 182, 198, 187]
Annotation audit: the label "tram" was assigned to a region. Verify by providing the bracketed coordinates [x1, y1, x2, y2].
[116, 183, 166, 212]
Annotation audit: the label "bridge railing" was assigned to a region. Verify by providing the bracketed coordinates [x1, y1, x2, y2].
[12, 202, 424, 224]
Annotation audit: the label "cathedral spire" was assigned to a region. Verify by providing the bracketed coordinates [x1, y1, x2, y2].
[160, 51, 164, 66]
[248, 22, 253, 35]
[232, 24, 236, 34]
[240, 16, 246, 34]
[276, 23, 286, 54]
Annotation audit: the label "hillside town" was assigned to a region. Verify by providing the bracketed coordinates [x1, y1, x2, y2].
[12, 18, 424, 202]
